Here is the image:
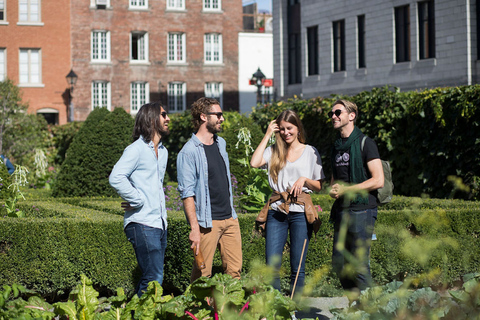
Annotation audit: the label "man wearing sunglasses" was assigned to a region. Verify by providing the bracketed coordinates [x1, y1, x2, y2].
[177, 97, 242, 282]
[328, 99, 384, 293]
[109, 102, 170, 297]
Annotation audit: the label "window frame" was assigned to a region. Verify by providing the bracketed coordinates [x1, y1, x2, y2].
[130, 82, 149, 114]
[91, 30, 111, 63]
[167, 33, 186, 63]
[306, 25, 319, 76]
[129, 0, 148, 10]
[166, 0, 185, 10]
[168, 82, 186, 112]
[204, 82, 223, 106]
[18, 0, 42, 25]
[91, 81, 111, 111]
[418, 0, 435, 60]
[357, 14, 366, 69]
[204, 33, 223, 64]
[130, 31, 149, 63]
[332, 19, 346, 72]
[0, 0, 6, 23]
[0, 48, 6, 81]
[203, 0, 221, 12]
[394, 5, 411, 63]
[19, 48, 42, 86]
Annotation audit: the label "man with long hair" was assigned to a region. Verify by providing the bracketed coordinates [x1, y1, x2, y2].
[177, 97, 242, 282]
[109, 102, 170, 297]
[328, 99, 384, 293]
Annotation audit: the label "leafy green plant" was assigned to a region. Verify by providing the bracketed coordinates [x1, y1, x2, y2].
[0, 283, 55, 320]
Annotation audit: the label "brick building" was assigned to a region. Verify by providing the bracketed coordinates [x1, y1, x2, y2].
[0, 0, 71, 124]
[273, 0, 480, 99]
[1, 0, 242, 124]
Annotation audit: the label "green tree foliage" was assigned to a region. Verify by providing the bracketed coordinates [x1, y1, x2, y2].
[51, 121, 83, 166]
[52, 107, 134, 197]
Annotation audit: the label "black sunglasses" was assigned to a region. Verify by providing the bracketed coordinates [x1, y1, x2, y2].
[206, 112, 223, 119]
[161, 112, 168, 119]
[328, 110, 345, 118]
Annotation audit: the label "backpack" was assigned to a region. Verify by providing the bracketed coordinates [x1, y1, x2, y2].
[361, 136, 394, 205]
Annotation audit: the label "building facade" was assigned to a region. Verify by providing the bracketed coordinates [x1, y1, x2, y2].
[71, 0, 242, 121]
[0, 0, 71, 124]
[1, 0, 242, 124]
[273, 0, 480, 99]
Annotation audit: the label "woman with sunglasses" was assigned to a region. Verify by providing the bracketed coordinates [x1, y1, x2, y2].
[250, 109, 325, 298]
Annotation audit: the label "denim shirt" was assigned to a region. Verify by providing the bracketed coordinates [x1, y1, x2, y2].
[177, 134, 237, 228]
[109, 136, 168, 230]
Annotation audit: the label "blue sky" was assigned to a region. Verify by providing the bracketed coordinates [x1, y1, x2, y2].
[243, 0, 272, 13]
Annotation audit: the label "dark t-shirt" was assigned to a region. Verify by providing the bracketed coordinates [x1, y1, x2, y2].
[333, 135, 380, 210]
[204, 143, 232, 220]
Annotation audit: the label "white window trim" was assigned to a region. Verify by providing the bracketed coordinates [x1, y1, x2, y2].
[167, 33, 186, 64]
[204, 33, 223, 64]
[130, 32, 149, 64]
[18, 48, 43, 87]
[202, 0, 221, 12]
[168, 82, 186, 112]
[129, 0, 148, 10]
[166, 0, 185, 11]
[89, 0, 111, 9]
[91, 30, 111, 63]
[18, 0, 41, 24]
[130, 82, 150, 114]
[0, 48, 6, 82]
[91, 81, 111, 111]
[0, 0, 8, 24]
[204, 82, 223, 107]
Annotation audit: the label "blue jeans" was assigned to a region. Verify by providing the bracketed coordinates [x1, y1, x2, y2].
[125, 222, 167, 297]
[265, 210, 312, 296]
[332, 208, 377, 291]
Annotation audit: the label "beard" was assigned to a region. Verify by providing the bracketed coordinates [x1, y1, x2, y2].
[157, 124, 170, 137]
[206, 119, 222, 134]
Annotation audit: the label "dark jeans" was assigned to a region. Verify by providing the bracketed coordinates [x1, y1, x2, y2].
[125, 222, 167, 297]
[332, 207, 377, 291]
[265, 209, 312, 297]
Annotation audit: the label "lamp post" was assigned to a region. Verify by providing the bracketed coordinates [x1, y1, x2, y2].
[66, 69, 78, 122]
[251, 67, 266, 105]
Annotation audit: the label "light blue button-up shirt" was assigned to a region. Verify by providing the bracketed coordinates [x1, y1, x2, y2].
[177, 134, 237, 229]
[109, 136, 168, 230]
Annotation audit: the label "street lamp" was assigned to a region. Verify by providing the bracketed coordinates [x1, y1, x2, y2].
[66, 69, 78, 122]
[251, 67, 266, 105]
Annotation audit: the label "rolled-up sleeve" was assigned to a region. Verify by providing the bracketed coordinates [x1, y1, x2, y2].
[177, 150, 197, 199]
[109, 145, 145, 208]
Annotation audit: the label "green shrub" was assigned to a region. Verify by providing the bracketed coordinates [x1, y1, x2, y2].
[0, 161, 14, 201]
[52, 107, 134, 197]
[51, 121, 83, 166]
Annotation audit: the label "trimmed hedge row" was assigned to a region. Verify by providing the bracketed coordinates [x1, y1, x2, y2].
[1, 196, 479, 300]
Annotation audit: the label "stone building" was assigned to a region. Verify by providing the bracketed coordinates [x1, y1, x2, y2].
[273, 0, 480, 99]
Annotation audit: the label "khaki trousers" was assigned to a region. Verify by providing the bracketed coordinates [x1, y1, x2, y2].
[191, 217, 243, 282]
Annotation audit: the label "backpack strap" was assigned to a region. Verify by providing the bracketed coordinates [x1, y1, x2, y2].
[361, 136, 367, 152]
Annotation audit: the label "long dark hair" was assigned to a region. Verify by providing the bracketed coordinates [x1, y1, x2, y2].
[132, 101, 164, 142]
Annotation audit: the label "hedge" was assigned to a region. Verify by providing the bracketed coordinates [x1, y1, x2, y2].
[1, 195, 479, 300]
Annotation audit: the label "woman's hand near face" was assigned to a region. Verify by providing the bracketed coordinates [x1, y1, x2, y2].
[266, 120, 279, 137]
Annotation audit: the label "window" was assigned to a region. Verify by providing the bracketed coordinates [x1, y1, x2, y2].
[205, 82, 223, 106]
[168, 33, 185, 63]
[0, 0, 6, 22]
[357, 15, 366, 68]
[203, 0, 220, 11]
[333, 20, 345, 72]
[131, 82, 149, 114]
[131, 32, 148, 62]
[204, 33, 222, 64]
[0, 49, 5, 81]
[287, 0, 301, 84]
[418, 1, 435, 59]
[91, 31, 110, 62]
[168, 82, 186, 112]
[130, 0, 147, 9]
[306, 26, 318, 76]
[92, 81, 111, 110]
[395, 5, 410, 63]
[167, 0, 184, 10]
[94, 0, 109, 9]
[19, 0, 40, 23]
[19, 49, 41, 85]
